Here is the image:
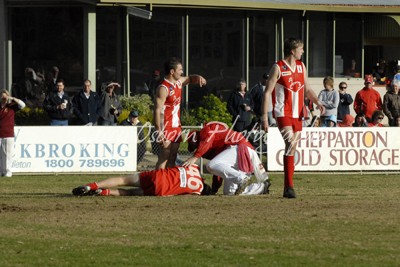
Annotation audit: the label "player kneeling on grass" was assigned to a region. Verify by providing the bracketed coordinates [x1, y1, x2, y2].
[183, 121, 270, 196]
[72, 165, 211, 197]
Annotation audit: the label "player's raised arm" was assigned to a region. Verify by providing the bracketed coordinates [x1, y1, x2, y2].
[181, 75, 207, 87]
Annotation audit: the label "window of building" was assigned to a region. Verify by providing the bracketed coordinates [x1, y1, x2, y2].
[187, 9, 246, 107]
[335, 14, 362, 78]
[308, 12, 333, 77]
[11, 7, 83, 90]
[248, 12, 276, 87]
[129, 8, 184, 96]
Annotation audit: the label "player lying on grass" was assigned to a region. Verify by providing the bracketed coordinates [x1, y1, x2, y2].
[182, 121, 270, 195]
[72, 165, 211, 197]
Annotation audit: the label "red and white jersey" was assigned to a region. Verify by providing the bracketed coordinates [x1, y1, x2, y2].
[193, 121, 253, 160]
[139, 165, 204, 196]
[159, 78, 182, 130]
[272, 60, 305, 118]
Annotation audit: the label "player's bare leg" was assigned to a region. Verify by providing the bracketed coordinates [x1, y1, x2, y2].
[155, 139, 172, 169]
[72, 174, 142, 196]
[166, 142, 180, 168]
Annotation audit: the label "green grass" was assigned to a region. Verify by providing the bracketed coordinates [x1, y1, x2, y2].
[0, 173, 399, 267]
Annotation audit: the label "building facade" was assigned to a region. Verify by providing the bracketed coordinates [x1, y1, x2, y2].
[1, 0, 400, 108]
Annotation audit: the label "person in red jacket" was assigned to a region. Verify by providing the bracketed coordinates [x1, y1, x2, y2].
[353, 75, 383, 122]
[72, 164, 211, 197]
[183, 121, 270, 195]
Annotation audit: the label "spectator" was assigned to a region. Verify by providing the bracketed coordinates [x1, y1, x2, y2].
[144, 69, 161, 100]
[395, 116, 400, 127]
[43, 79, 71, 126]
[338, 114, 354, 127]
[45, 66, 60, 93]
[383, 77, 400, 126]
[337, 81, 353, 122]
[18, 67, 46, 108]
[352, 112, 368, 127]
[120, 110, 146, 164]
[72, 165, 211, 197]
[72, 79, 101, 125]
[98, 82, 122, 126]
[227, 79, 254, 132]
[248, 73, 275, 127]
[153, 57, 206, 169]
[312, 117, 321, 127]
[0, 89, 26, 177]
[318, 76, 339, 126]
[368, 110, 385, 127]
[324, 114, 337, 127]
[353, 74, 382, 122]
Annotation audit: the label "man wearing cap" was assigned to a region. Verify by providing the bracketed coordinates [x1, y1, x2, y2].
[98, 82, 122, 125]
[120, 110, 146, 163]
[353, 74, 382, 122]
[154, 57, 206, 169]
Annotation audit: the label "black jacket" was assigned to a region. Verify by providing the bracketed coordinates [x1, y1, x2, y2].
[248, 82, 264, 118]
[337, 93, 353, 121]
[227, 91, 254, 132]
[43, 91, 71, 120]
[72, 90, 102, 125]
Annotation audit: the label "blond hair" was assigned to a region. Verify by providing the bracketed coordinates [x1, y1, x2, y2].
[0, 89, 10, 96]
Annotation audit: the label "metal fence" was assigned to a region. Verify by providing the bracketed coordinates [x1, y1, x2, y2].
[136, 126, 268, 173]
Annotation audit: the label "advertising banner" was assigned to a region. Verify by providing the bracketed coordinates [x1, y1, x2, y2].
[267, 127, 400, 171]
[13, 126, 137, 173]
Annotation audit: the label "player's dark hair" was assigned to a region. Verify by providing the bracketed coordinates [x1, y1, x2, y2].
[164, 57, 182, 75]
[284, 38, 303, 57]
[201, 183, 212, 195]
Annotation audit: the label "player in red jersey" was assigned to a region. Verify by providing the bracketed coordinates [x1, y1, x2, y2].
[261, 38, 324, 198]
[154, 57, 206, 169]
[183, 121, 270, 195]
[72, 164, 211, 197]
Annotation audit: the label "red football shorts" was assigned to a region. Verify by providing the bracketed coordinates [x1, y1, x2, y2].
[163, 127, 183, 143]
[276, 117, 303, 132]
[139, 171, 157, 196]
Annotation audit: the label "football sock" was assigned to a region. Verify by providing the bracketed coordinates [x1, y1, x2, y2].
[86, 182, 98, 190]
[98, 189, 110, 196]
[284, 155, 295, 188]
[211, 175, 223, 194]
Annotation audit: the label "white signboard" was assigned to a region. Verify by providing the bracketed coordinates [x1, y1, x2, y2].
[13, 126, 137, 173]
[267, 127, 400, 171]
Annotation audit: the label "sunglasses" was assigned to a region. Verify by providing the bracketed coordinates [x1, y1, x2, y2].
[339, 86, 347, 89]
[378, 117, 384, 120]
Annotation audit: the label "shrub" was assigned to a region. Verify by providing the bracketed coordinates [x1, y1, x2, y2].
[119, 94, 153, 124]
[187, 94, 232, 126]
[15, 107, 49, 125]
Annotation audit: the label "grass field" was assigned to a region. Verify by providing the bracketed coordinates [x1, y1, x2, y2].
[0, 172, 399, 267]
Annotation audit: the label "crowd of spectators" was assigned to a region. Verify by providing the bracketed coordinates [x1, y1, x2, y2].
[303, 73, 400, 128]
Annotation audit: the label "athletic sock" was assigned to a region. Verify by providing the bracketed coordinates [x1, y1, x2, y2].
[98, 189, 110, 196]
[86, 182, 98, 190]
[284, 155, 295, 188]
